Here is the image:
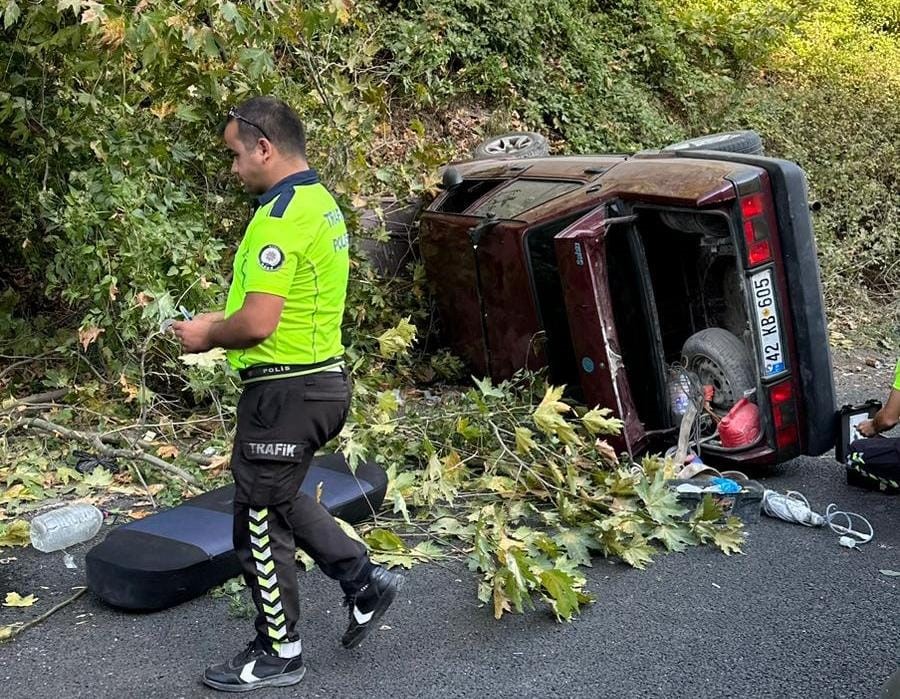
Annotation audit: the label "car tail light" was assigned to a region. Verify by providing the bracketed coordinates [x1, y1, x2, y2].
[740, 192, 772, 267]
[769, 381, 799, 449]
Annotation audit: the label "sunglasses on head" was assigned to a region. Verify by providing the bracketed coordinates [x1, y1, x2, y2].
[227, 107, 270, 142]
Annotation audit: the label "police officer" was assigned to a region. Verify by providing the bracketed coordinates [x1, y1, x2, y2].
[173, 96, 403, 692]
[847, 358, 900, 493]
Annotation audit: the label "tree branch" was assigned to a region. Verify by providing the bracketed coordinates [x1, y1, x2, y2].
[15, 417, 203, 491]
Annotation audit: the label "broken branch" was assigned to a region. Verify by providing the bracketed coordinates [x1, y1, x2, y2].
[16, 417, 202, 490]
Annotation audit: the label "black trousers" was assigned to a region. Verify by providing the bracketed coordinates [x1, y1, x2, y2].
[847, 437, 900, 493]
[230, 369, 369, 652]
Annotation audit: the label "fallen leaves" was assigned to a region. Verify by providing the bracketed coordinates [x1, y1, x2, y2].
[3, 592, 37, 607]
[199, 455, 229, 471]
[0, 521, 31, 548]
[156, 444, 180, 460]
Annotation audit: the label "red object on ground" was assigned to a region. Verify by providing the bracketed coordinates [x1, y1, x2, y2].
[719, 397, 761, 448]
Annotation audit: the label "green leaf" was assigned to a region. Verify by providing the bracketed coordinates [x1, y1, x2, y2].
[539, 568, 579, 620]
[694, 493, 726, 522]
[0, 520, 30, 548]
[648, 523, 695, 553]
[342, 437, 367, 470]
[237, 47, 275, 81]
[2, 1, 20, 29]
[473, 376, 504, 399]
[365, 528, 405, 552]
[455, 417, 482, 441]
[556, 527, 595, 567]
[634, 471, 688, 524]
[712, 517, 745, 555]
[428, 517, 474, 539]
[56, 467, 83, 485]
[618, 535, 656, 570]
[81, 466, 114, 489]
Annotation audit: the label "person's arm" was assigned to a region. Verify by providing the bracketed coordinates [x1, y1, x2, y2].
[172, 293, 284, 353]
[858, 388, 900, 437]
[194, 310, 225, 323]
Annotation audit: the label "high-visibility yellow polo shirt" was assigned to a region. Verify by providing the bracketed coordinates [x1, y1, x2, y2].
[224, 169, 349, 371]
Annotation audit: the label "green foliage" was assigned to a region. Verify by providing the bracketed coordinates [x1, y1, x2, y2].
[727, 0, 900, 333]
[210, 577, 255, 619]
[342, 371, 744, 621]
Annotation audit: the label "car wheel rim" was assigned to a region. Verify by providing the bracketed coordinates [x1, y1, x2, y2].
[484, 135, 534, 155]
[690, 356, 736, 410]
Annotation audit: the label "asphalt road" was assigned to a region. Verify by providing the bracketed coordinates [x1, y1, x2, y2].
[1, 350, 897, 699]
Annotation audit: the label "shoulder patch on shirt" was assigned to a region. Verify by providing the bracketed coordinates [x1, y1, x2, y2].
[258, 245, 285, 271]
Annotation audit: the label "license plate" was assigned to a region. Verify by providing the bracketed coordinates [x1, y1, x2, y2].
[750, 269, 786, 377]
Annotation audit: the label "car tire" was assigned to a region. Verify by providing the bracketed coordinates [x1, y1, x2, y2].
[663, 130, 764, 155]
[681, 328, 756, 412]
[472, 132, 549, 160]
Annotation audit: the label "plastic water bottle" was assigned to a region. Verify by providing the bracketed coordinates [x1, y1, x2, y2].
[30, 503, 104, 552]
[669, 374, 691, 416]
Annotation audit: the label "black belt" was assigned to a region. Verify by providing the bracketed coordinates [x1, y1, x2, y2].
[238, 358, 344, 384]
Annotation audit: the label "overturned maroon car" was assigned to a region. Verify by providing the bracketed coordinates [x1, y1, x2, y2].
[417, 131, 836, 467]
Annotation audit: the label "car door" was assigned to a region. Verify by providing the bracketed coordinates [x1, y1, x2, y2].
[553, 207, 648, 455]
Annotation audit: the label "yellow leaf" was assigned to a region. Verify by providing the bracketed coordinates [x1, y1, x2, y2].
[149, 101, 176, 119]
[3, 592, 38, 607]
[156, 444, 180, 459]
[329, 0, 351, 23]
[179, 347, 227, 367]
[0, 520, 31, 547]
[514, 426, 537, 455]
[533, 385, 581, 445]
[377, 317, 417, 359]
[582, 406, 624, 436]
[0, 624, 17, 640]
[119, 374, 139, 403]
[125, 510, 151, 520]
[78, 325, 104, 351]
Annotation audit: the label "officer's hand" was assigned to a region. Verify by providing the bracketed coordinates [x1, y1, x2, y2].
[857, 419, 877, 438]
[172, 319, 213, 354]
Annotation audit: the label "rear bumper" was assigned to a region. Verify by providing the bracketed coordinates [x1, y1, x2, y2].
[675, 150, 837, 456]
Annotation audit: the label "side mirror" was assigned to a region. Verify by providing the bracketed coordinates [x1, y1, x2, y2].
[440, 166, 463, 190]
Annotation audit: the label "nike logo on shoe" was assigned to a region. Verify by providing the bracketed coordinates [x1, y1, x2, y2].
[239, 661, 262, 684]
[353, 607, 375, 624]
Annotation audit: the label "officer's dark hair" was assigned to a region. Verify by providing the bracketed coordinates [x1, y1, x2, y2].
[228, 96, 306, 157]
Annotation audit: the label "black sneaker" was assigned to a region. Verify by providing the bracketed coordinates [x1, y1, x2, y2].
[202, 637, 305, 693]
[341, 565, 404, 649]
